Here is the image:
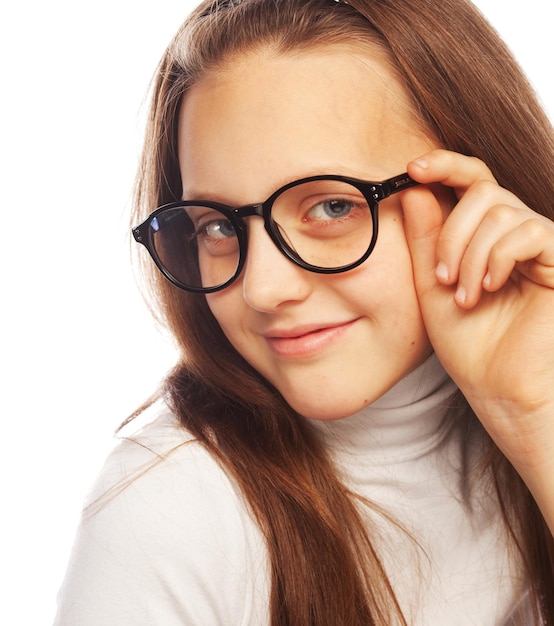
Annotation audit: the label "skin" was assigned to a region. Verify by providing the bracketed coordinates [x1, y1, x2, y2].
[179, 46, 438, 420]
[178, 46, 554, 533]
[403, 154, 554, 535]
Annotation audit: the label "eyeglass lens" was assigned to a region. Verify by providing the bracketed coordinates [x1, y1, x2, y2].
[148, 179, 375, 291]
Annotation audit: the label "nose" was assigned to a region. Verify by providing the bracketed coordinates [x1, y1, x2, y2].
[241, 219, 313, 312]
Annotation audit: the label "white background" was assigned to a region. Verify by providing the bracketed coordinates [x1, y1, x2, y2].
[0, 1, 551, 623]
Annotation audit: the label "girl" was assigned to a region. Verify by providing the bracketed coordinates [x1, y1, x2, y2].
[55, 0, 554, 623]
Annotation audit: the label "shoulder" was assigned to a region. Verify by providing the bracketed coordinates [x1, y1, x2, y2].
[86, 408, 233, 511]
[54, 406, 269, 626]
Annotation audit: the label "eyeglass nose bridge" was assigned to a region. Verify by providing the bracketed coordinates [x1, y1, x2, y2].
[231, 202, 266, 220]
[230, 201, 275, 243]
[229, 201, 301, 269]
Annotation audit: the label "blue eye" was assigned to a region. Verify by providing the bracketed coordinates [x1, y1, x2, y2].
[204, 219, 236, 239]
[305, 198, 356, 221]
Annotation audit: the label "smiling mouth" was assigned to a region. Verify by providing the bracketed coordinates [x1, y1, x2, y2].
[265, 320, 357, 358]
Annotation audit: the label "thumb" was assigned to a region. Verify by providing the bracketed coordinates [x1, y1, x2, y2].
[400, 186, 446, 298]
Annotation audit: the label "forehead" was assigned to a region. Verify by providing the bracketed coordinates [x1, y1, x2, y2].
[178, 45, 427, 200]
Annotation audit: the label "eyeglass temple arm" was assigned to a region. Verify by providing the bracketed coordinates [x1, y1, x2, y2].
[376, 173, 420, 201]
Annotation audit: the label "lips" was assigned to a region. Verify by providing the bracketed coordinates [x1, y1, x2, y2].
[264, 319, 358, 358]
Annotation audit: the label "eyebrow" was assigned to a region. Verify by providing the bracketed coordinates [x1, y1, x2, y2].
[181, 166, 387, 203]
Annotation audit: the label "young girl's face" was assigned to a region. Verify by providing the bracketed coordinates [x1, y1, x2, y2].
[178, 46, 439, 420]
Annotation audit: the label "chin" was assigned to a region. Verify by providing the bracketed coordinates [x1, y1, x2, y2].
[280, 365, 416, 420]
[288, 394, 374, 422]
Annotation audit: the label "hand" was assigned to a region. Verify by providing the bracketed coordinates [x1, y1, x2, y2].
[401, 150, 554, 531]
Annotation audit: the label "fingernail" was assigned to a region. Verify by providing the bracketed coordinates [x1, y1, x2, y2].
[412, 157, 429, 170]
[483, 272, 491, 289]
[436, 261, 449, 281]
[455, 285, 467, 304]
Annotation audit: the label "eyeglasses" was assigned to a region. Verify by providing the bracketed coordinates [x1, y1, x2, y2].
[132, 173, 419, 293]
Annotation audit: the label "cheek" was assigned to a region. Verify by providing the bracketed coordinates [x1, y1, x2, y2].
[362, 209, 416, 293]
[205, 288, 247, 347]
[346, 209, 426, 330]
[205, 291, 234, 329]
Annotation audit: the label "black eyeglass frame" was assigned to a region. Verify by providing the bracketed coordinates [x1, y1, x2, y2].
[132, 172, 419, 294]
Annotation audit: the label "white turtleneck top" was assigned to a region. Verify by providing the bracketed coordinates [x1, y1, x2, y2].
[54, 355, 538, 625]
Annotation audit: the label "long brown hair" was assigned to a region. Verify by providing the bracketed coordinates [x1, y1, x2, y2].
[131, 0, 554, 623]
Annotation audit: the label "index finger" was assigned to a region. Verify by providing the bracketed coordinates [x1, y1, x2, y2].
[406, 149, 497, 197]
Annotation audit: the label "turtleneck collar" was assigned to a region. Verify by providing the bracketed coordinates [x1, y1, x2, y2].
[310, 353, 458, 466]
